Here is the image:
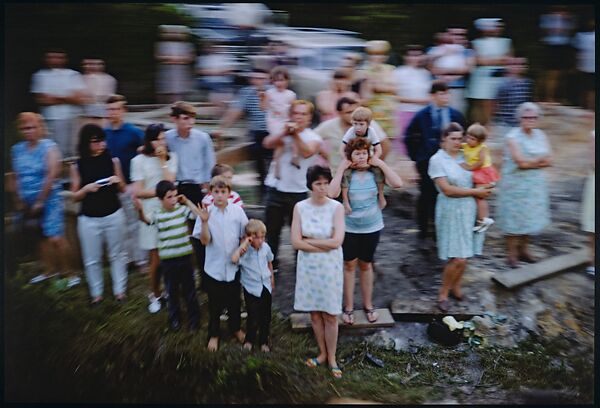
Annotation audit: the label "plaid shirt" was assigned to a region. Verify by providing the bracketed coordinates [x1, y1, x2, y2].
[495, 77, 533, 127]
[233, 86, 268, 132]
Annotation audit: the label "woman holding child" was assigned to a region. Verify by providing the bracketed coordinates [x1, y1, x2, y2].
[292, 165, 345, 378]
[328, 138, 403, 325]
[130, 123, 178, 313]
[70, 124, 128, 304]
[427, 122, 492, 312]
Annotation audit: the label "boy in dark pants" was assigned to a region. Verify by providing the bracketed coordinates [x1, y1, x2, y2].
[137, 180, 201, 331]
[231, 219, 275, 352]
[197, 176, 248, 351]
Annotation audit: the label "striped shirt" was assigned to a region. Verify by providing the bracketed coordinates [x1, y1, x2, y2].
[495, 77, 532, 127]
[201, 190, 244, 208]
[151, 204, 194, 260]
[233, 86, 268, 132]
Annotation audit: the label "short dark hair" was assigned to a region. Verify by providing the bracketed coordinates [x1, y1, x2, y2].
[170, 101, 196, 118]
[142, 123, 166, 156]
[46, 48, 66, 55]
[156, 180, 177, 200]
[430, 80, 449, 94]
[332, 69, 349, 80]
[336, 96, 358, 112]
[344, 137, 372, 160]
[211, 163, 234, 178]
[306, 165, 332, 190]
[442, 122, 464, 139]
[106, 94, 127, 105]
[77, 123, 106, 158]
[270, 65, 289, 80]
[251, 67, 268, 74]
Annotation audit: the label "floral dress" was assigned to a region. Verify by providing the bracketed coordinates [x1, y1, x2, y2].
[428, 149, 485, 260]
[293, 198, 343, 315]
[11, 139, 64, 237]
[497, 128, 551, 235]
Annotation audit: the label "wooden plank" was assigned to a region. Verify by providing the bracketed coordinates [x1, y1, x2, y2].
[290, 308, 394, 331]
[390, 299, 484, 322]
[491, 248, 588, 289]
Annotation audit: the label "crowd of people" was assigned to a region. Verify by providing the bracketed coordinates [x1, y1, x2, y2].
[9, 13, 595, 379]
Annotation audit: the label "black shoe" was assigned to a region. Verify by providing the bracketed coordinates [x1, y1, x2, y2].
[169, 320, 181, 332]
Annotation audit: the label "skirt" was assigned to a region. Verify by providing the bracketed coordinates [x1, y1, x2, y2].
[473, 166, 500, 185]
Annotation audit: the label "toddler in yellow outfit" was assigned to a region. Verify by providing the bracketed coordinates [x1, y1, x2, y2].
[461, 123, 500, 232]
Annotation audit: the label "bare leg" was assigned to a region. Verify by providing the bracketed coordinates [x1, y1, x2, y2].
[148, 249, 161, 298]
[357, 260, 374, 310]
[310, 312, 327, 364]
[322, 313, 339, 368]
[39, 238, 54, 275]
[481, 99, 494, 127]
[53, 236, 73, 277]
[343, 260, 357, 312]
[506, 235, 519, 265]
[450, 258, 467, 298]
[439, 258, 459, 301]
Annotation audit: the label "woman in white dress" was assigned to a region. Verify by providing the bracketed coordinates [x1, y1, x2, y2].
[131, 124, 177, 313]
[292, 165, 345, 379]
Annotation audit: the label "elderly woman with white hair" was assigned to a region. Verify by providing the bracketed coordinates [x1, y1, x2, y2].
[496, 102, 552, 268]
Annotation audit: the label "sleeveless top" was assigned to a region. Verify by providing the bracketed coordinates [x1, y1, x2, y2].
[462, 142, 492, 168]
[77, 153, 121, 217]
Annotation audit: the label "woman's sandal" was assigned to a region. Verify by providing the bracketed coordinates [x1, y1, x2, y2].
[364, 307, 379, 323]
[330, 366, 343, 379]
[342, 309, 354, 325]
[305, 357, 322, 368]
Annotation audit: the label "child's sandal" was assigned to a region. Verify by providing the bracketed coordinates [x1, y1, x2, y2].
[342, 309, 354, 325]
[305, 357, 322, 368]
[330, 366, 343, 379]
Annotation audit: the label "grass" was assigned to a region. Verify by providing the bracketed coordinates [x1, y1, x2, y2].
[5, 260, 594, 404]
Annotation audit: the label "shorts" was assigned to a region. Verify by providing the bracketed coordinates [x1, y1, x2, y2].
[342, 230, 381, 263]
[472, 166, 500, 185]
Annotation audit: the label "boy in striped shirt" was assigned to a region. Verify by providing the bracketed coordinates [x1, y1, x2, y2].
[138, 180, 201, 332]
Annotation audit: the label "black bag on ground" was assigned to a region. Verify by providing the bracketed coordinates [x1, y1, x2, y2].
[427, 318, 463, 346]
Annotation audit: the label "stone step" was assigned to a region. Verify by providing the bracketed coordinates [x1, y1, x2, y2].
[290, 308, 394, 331]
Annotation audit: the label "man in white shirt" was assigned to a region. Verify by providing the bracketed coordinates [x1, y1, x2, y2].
[31, 49, 86, 158]
[262, 100, 322, 270]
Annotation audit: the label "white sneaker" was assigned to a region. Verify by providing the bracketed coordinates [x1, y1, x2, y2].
[586, 266, 595, 277]
[66, 276, 81, 288]
[148, 294, 162, 313]
[29, 273, 56, 284]
[475, 217, 495, 233]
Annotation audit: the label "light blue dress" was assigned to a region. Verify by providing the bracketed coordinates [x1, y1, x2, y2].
[467, 36, 512, 100]
[11, 139, 64, 237]
[293, 198, 344, 315]
[497, 128, 551, 235]
[428, 149, 485, 260]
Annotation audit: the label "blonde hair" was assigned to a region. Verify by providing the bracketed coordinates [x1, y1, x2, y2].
[290, 99, 314, 115]
[17, 112, 47, 137]
[245, 219, 267, 236]
[209, 175, 231, 192]
[466, 123, 488, 143]
[351, 106, 372, 123]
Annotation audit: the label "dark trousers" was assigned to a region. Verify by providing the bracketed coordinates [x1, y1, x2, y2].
[243, 286, 272, 346]
[205, 272, 242, 339]
[249, 130, 272, 198]
[161, 255, 200, 329]
[415, 160, 438, 239]
[265, 187, 307, 268]
[177, 182, 207, 286]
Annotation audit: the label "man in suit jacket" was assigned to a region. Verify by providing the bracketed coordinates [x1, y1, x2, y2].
[404, 80, 466, 241]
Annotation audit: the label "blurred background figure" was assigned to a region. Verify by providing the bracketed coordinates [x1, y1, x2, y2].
[580, 131, 594, 277]
[195, 41, 236, 113]
[571, 18, 595, 110]
[538, 6, 575, 104]
[429, 27, 475, 114]
[80, 58, 117, 127]
[393, 44, 432, 153]
[30, 48, 86, 158]
[493, 56, 533, 156]
[155, 25, 195, 104]
[316, 69, 361, 123]
[467, 18, 513, 129]
[11, 112, 76, 286]
[360, 40, 398, 140]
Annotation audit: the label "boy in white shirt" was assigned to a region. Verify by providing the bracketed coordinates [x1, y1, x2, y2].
[197, 175, 248, 351]
[339, 106, 383, 159]
[231, 219, 274, 352]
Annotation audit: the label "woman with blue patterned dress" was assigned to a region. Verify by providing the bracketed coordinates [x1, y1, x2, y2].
[496, 102, 552, 268]
[292, 166, 345, 379]
[11, 112, 78, 286]
[428, 123, 492, 312]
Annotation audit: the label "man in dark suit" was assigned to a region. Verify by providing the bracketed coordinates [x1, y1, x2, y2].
[404, 80, 466, 241]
